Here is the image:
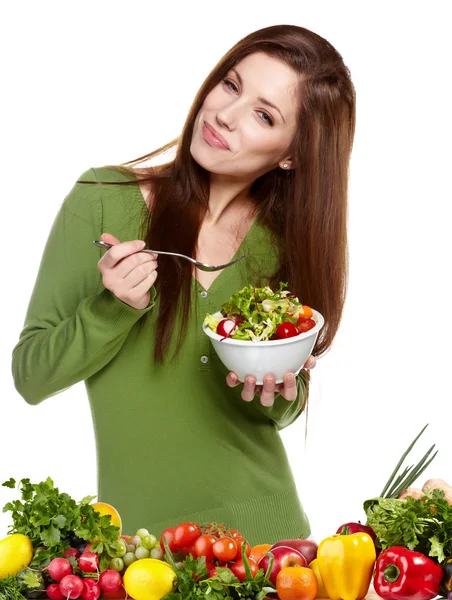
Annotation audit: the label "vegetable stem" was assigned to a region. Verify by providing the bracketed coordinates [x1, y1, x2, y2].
[379, 424, 433, 498]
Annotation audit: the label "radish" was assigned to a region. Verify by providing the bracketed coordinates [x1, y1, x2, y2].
[46, 584, 65, 600]
[98, 570, 123, 594]
[59, 575, 84, 599]
[216, 318, 238, 338]
[47, 558, 72, 582]
[78, 551, 99, 573]
[64, 548, 81, 559]
[81, 579, 101, 600]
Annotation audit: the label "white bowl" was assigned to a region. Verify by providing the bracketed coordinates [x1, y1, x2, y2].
[202, 309, 324, 385]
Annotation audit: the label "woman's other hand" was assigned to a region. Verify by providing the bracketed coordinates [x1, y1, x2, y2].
[97, 233, 158, 310]
[226, 355, 317, 407]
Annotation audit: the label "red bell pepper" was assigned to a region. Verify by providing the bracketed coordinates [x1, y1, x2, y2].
[374, 546, 443, 600]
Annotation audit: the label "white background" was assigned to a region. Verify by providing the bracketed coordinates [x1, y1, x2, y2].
[1, 1, 451, 544]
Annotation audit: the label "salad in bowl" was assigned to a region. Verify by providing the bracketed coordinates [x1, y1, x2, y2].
[202, 283, 324, 384]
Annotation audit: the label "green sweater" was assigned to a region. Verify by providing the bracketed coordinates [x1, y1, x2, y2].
[12, 167, 310, 545]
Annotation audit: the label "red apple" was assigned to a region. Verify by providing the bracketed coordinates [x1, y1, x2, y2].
[270, 538, 318, 564]
[258, 545, 307, 585]
[335, 522, 376, 543]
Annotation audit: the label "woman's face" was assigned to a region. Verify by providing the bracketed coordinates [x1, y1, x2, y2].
[190, 52, 300, 179]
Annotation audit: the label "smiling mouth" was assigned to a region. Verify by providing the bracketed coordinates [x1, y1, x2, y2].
[202, 122, 230, 151]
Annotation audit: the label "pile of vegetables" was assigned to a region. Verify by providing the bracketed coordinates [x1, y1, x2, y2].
[1, 424, 452, 600]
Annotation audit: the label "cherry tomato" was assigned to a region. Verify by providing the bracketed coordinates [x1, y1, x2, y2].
[301, 305, 313, 318]
[160, 527, 178, 552]
[194, 535, 217, 562]
[231, 558, 259, 581]
[173, 522, 202, 548]
[212, 537, 238, 562]
[275, 321, 299, 339]
[234, 537, 251, 560]
[228, 529, 242, 539]
[296, 317, 316, 333]
[216, 319, 238, 337]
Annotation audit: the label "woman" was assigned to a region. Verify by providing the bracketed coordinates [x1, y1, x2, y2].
[12, 24, 355, 544]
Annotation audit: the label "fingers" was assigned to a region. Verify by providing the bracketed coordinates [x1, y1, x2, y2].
[304, 355, 317, 369]
[279, 372, 298, 401]
[241, 376, 257, 402]
[98, 238, 146, 271]
[259, 375, 276, 407]
[226, 372, 241, 388]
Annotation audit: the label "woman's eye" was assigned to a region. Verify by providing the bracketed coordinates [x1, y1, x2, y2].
[258, 111, 274, 126]
[223, 78, 238, 93]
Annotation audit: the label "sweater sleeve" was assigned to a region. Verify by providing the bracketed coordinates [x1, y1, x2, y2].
[11, 168, 156, 406]
[249, 371, 308, 431]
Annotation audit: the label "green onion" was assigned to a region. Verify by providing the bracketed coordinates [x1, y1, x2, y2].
[379, 423, 438, 499]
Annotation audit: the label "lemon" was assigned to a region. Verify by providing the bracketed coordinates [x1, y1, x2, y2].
[123, 558, 177, 600]
[0, 534, 33, 578]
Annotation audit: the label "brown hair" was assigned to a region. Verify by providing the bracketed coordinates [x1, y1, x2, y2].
[83, 24, 356, 376]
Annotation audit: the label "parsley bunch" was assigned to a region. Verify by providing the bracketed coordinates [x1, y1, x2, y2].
[364, 488, 452, 563]
[162, 538, 276, 600]
[2, 477, 120, 570]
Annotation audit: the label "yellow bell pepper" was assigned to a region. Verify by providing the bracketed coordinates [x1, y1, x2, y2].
[317, 531, 376, 600]
[309, 558, 329, 598]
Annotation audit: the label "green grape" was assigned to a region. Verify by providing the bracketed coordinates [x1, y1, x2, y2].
[148, 534, 157, 547]
[150, 547, 164, 560]
[141, 536, 153, 549]
[123, 552, 137, 567]
[136, 528, 150, 539]
[130, 535, 141, 546]
[135, 546, 150, 560]
[110, 557, 125, 572]
[114, 538, 127, 558]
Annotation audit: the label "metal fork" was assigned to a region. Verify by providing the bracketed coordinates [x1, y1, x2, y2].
[93, 240, 246, 272]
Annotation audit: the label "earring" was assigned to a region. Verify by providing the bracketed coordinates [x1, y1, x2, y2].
[283, 163, 288, 169]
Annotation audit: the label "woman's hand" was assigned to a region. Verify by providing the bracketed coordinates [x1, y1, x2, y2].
[97, 233, 158, 310]
[226, 355, 317, 407]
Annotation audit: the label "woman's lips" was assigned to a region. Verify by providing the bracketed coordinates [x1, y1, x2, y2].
[202, 122, 230, 150]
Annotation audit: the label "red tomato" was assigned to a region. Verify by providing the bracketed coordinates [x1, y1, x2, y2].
[296, 317, 316, 334]
[216, 319, 238, 337]
[229, 529, 242, 539]
[212, 537, 238, 562]
[275, 322, 299, 339]
[231, 558, 259, 581]
[234, 537, 251, 560]
[194, 535, 217, 562]
[160, 527, 178, 552]
[173, 522, 202, 548]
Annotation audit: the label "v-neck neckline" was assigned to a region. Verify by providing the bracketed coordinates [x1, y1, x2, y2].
[131, 179, 259, 295]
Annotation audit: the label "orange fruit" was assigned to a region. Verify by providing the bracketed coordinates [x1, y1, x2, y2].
[276, 565, 318, 600]
[250, 543, 272, 563]
[91, 502, 122, 535]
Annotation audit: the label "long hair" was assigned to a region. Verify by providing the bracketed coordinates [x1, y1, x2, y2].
[84, 24, 356, 368]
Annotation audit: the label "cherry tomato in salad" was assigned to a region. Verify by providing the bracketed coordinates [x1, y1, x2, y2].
[296, 317, 316, 333]
[212, 537, 238, 562]
[231, 558, 259, 581]
[216, 319, 238, 337]
[194, 534, 217, 562]
[173, 522, 202, 548]
[275, 321, 299, 339]
[301, 305, 313, 318]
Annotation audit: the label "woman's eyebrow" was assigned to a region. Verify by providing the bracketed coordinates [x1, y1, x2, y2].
[231, 67, 286, 123]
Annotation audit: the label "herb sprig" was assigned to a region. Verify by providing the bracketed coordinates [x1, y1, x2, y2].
[2, 477, 120, 570]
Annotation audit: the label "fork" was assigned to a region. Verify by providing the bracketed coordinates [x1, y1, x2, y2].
[93, 240, 246, 272]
